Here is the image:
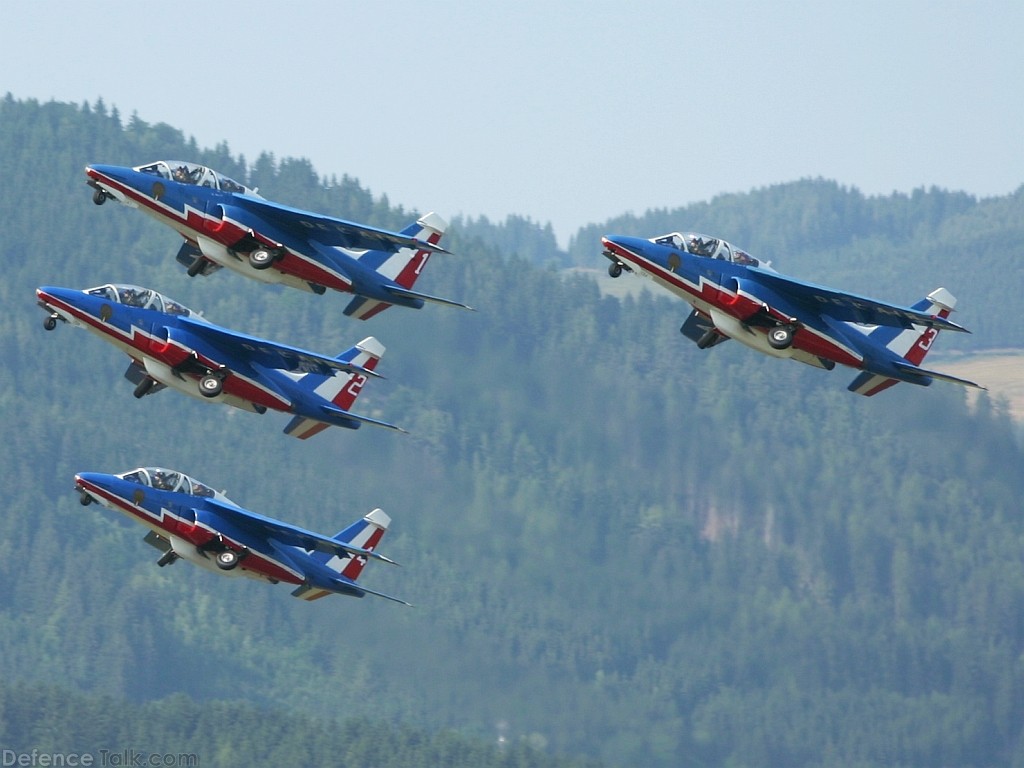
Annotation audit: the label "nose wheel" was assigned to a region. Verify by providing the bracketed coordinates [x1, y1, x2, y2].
[92, 188, 108, 206]
[608, 262, 624, 278]
[43, 314, 58, 331]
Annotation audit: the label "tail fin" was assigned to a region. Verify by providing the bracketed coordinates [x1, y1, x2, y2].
[394, 212, 446, 290]
[345, 213, 468, 320]
[291, 509, 391, 601]
[848, 288, 961, 396]
[282, 337, 384, 439]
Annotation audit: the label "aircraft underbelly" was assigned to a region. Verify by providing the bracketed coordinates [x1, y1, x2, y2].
[276, 251, 352, 292]
[707, 309, 862, 369]
[708, 309, 794, 359]
[194, 235, 313, 291]
[140, 357, 276, 413]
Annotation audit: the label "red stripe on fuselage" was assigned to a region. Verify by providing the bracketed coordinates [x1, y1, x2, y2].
[89, 170, 356, 294]
[38, 291, 291, 412]
[75, 477, 304, 585]
[603, 241, 863, 368]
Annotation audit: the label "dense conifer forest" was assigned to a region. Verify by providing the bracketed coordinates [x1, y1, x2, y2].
[2, 95, 1024, 766]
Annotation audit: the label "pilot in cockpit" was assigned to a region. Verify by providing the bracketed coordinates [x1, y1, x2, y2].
[150, 470, 176, 490]
[688, 236, 710, 256]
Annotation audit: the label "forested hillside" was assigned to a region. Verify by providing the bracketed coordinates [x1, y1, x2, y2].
[2, 95, 1024, 767]
[0, 681, 597, 768]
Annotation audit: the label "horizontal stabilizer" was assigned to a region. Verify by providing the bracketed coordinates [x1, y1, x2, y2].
[892, 361, 986, 390]
[328, 578, 413, 606]
[385, 285, 475, 311]
[290, 581, 412, 605]
[320, 404, 408, 433]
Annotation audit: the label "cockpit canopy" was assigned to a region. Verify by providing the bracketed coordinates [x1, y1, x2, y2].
[133, 160, 257, 196]
[651, 232, 761, 267]
[118, 467, 234, 504]
[85, 284, 198, 317]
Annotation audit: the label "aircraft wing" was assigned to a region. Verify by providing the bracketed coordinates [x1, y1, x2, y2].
[177, 317, 381, 378]
[748, 269, 970, 332]
[203, 499, 399, 565]
[232, 195, 451, 254]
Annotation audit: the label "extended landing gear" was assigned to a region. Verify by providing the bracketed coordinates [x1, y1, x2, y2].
[43, 314, 58, 331]
[92, 188, 108, 206]
[249, 247, 282, 270]
[767, 324, 797, 350]
[608, 261, 624, 278]
[215, 550, 241, 571]
[78, 492, 92, 507]
[199, 373, 224, 398]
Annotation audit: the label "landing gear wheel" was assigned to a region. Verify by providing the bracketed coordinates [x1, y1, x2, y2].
[78, 493, 92, 507]
[199, 374, 223, 398]
[608, 262, 623, 278]
[767, 324, 796, 350]
[92, 188, 107, 206]
[43, 315, 57, 331]
[215, 550, 240, 570]
[249, 248, 278, 270]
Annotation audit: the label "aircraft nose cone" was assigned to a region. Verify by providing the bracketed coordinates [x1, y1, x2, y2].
[74, 472, 111, 507]
[85, 163, 134, 190]
[37, 285, 66, 303]
[37, 285, 79, 306]
[85, 163, 118, 179]
[75, 471, 100, 494]
[602, 234, 645, 257]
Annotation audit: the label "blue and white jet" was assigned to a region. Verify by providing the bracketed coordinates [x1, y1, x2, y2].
[602, 231, 984, 396]
[37, 283, 402, 439]
[86, 160, 473, 320]
[74, 467, 408, 604]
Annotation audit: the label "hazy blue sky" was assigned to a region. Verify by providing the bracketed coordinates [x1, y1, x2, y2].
[5, 1, 1022, 243]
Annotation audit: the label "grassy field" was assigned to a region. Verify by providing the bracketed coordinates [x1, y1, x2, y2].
[938, 352, 1024, 421]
